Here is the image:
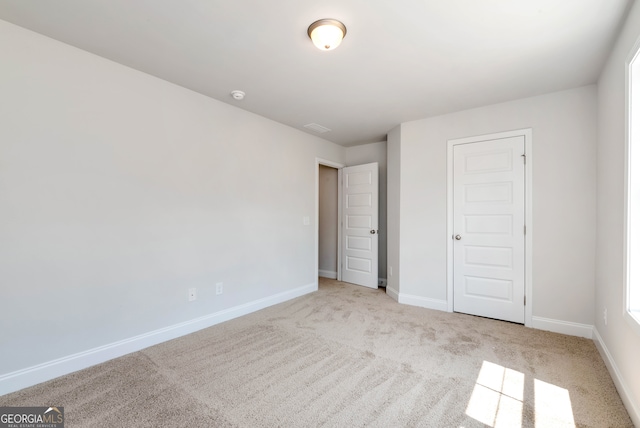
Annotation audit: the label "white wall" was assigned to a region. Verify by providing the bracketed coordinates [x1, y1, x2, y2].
[318, 165, 338, 278]
[386, 127, 401, 298]
[345, 141, 388, 282]
[595, 0, 640, 422]
[390, 86, 598, 329]
[0, 20, 345, 389]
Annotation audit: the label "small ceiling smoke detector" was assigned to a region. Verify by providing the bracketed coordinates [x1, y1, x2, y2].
[231, 90, 245, 100]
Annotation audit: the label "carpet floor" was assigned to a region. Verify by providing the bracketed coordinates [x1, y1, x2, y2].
[0, 278, 633, 427]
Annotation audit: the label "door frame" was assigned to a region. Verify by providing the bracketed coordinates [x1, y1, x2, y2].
[446, 129, 533, 327]
[315, 158, 345, 288]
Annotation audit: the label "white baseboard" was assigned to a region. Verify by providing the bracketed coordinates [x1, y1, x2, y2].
[0, 282, 316, 397]
[530, 316, 593, 339]
[318, 269, 337, 279]
[593, 328, 640, 426]
[386, 286, 399, 302]
[398, 292, 448, 312]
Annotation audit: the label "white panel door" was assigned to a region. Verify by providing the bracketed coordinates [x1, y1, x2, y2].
[341, 162, 379, 288]
[453, 137, 525, 323]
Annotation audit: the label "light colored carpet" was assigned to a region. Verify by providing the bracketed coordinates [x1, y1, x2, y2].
[1, 278, 633, 427]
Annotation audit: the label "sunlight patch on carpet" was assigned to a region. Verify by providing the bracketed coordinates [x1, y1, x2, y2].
[466, 361, 525, 427]
[466, 361, 576, 428]
[534, 379, 575, 427]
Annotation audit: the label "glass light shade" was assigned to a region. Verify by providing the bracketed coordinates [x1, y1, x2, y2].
[308, 19, 346, 51]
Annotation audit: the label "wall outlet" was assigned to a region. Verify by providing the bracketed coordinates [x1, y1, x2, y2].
[603, 307, 607, 326]
[216, 282, 223, 295]
[188, 288, 197, 302]
[389, 266, 393, 277]
[303, 216, 310, 226]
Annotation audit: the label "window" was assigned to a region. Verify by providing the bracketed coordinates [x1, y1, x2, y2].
[625, 41, 640, 334]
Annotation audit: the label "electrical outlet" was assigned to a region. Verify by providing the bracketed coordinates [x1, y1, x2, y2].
[216, 282, 223, 295]
[389, 266, 393, 277]
[188, 288, 197, 302]
[604, 307, 608, 326]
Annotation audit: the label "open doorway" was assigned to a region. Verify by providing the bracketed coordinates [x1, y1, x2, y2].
[318, 164, 339, 279]
[316, 159, 380, 289]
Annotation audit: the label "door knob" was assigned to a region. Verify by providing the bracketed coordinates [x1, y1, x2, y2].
[370, 230, 377, 234]
[455, 234, 462, 240]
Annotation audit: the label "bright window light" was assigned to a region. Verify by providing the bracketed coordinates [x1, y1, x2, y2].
[625, 40, 640, 335]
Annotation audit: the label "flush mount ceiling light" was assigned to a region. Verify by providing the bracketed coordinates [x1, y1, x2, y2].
[307, 19, 347, 51]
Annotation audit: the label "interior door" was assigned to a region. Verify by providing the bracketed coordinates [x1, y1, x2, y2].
[453, 137, 525, 323]
[341, 162, 379, 288]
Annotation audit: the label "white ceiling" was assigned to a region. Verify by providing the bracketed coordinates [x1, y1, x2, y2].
[0, 1, 632, 146]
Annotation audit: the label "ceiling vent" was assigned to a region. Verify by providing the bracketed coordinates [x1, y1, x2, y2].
[304, 123, 331, 134]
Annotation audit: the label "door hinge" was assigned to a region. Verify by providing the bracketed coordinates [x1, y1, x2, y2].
[524, 225, 526, 235]
[524, 295, 526, 306]
[522, 154, 526, 164]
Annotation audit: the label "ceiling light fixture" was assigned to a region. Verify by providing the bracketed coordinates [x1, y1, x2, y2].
[307, 19, 347, 51]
